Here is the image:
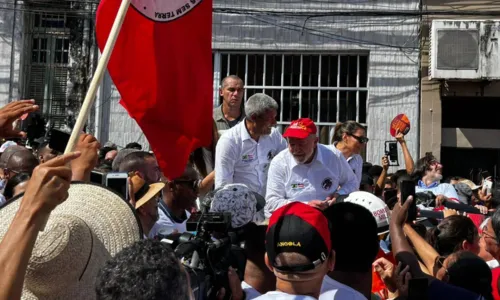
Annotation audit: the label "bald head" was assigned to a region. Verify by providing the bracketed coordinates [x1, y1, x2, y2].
[105, 150, 118, 161]
[0, 145, 27, 169]
[5, 149, 39, 176]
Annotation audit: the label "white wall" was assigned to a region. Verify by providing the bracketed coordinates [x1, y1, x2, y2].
[0, 0, 22, 107]
[212, 0, 420, 168]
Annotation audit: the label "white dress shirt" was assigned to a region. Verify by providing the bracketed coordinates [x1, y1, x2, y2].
[215, 120, 288, 196]
[320, 276, 367, 300]
[253, 291, 316, 300]
[265, 144, 358, 217]
[329, 145, 363, 188]
[241, 281, 262, 300]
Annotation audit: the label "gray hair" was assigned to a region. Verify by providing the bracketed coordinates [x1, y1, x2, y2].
[245, 93, 278, 119]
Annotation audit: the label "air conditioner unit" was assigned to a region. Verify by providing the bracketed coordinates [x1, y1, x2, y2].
[429, 20, 500, 80]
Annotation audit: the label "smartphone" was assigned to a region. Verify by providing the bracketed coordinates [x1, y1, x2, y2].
[483, 180, 493, 196]
[48, 129, 70, 153]
[408, 278, 428, 300]
[385, 141, 399, 166]
[90, 170, 105, 185]
[400, 180, 417, 222]
[105, 172, 129, 200]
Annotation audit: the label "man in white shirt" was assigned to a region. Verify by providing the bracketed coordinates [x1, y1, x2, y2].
[265, 118, 358, 217]
[254, 202, 335, 300]
[149, 164, 198, 238]
[413, 153, 459, 205]
[215, 93, 287, 197]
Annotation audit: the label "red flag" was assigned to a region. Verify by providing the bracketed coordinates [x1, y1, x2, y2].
[95, 0, 213, 179]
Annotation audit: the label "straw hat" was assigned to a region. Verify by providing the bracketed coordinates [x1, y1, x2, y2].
[0, 182, 142, 299]
[130, 175, 165, 209]
[459, 179, 481, 191]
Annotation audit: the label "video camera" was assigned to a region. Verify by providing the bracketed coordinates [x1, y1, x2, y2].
[158, 212, 247, 300]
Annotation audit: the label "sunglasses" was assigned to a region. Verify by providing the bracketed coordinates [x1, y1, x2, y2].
[348, 134, 369, 144]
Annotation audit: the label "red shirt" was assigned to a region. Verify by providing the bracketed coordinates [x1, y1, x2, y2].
[372, 248, 395, 300]
[491, 267, 500, 300]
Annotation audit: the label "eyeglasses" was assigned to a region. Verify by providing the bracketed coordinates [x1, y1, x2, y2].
[173, 179, 199, 192]
[481, 230, 498, 243]
[349, 134, 369, 144]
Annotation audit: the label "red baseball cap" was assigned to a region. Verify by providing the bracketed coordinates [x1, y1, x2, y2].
[283, 118, 317, 139]
[266, 202, 331, 272]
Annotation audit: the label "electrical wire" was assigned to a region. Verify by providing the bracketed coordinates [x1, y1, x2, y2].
[214, 7, 500, 17]
[245, 14, 419, 50]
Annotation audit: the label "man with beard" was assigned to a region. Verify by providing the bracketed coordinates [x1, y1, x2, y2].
[215, 93, 287, 197]
[413, 153, 459, 205]
[149, 164, 199, 236]
[265, 118, 358, 217]
[213, 75, 245, 134]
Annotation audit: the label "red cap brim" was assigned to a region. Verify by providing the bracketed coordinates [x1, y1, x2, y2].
[283, 128, 310, 139]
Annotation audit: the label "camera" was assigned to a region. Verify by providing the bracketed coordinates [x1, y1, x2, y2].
[158, 212, 247, 300]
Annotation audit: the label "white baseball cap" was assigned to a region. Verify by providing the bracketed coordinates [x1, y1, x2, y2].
[0, 141, 17, 153]
[343, 191, 391, 235]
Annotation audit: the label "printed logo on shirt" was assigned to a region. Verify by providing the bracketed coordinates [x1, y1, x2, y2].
[291, 183, 305, 190]
[322, 178, 333, 190]
[267, 150, 275, 160]
[241, 154, 255, 162]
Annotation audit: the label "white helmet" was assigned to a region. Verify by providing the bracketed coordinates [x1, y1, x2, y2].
[344, 191, 391, 235]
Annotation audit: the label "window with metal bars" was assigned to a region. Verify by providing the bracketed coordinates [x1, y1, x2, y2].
[24, 11, 71, 128]
[212, 52, 369, 144]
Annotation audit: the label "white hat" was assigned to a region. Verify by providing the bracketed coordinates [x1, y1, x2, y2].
[0, 140, 17, 153]
[209, 183, 261, 228]
[0, 183, 142, 299]
[344, 191, 391, 235]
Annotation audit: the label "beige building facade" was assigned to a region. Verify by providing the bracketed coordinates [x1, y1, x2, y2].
[421, 0, 500, 180]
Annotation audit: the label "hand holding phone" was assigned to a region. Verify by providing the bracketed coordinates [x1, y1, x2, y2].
[385, 141, 399, 166]
[483, 179, 493, 196]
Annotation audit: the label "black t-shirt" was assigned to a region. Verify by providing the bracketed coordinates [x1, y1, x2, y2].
[226, 114, 242, 128]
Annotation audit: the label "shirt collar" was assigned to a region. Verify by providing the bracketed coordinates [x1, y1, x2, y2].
[214, 105, 246, 122]
[240, 119, 253, 141]
[289, 145, 321, 168]
[418, 180, 439, 189]
[214, 105, 224, 121]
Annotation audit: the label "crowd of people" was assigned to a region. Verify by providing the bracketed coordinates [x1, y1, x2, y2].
[0, 75, 499, 300]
